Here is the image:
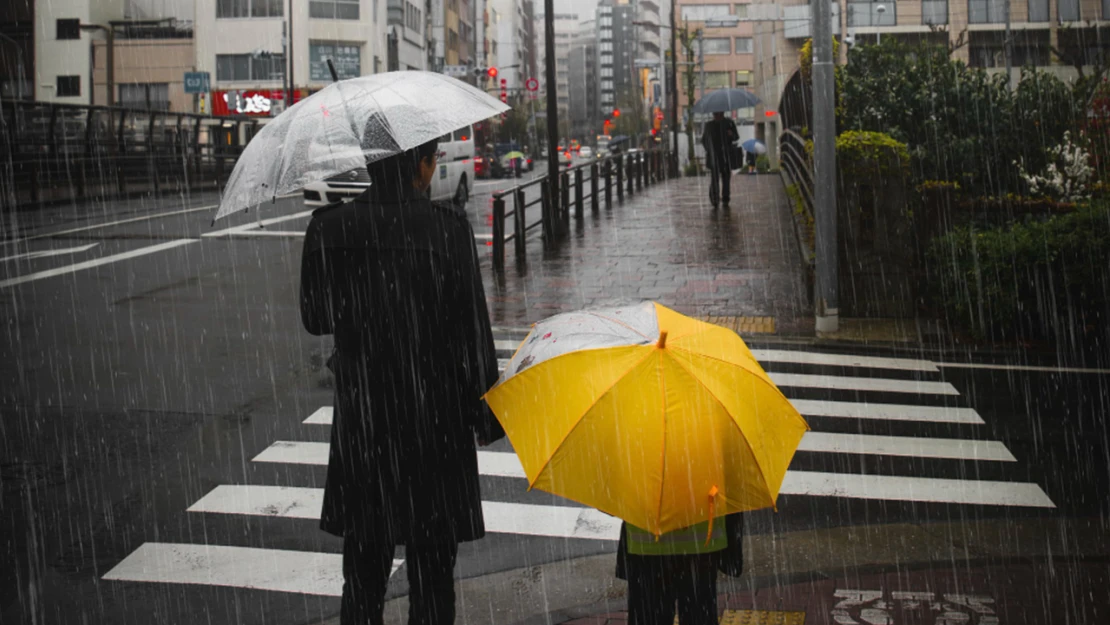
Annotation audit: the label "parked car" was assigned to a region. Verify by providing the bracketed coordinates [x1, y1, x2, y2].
[304, 124, 475, 208]
[474, 153, 492, 179]
[578, 146, 594, 160]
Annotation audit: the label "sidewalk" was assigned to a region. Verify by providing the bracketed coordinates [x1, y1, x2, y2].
[480, 173, 813, 336]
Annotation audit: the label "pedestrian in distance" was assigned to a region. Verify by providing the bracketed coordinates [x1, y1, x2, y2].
[616, 513, 745, 625]
[700, 111, 739, 209]
[299, 133, 505, 625]
[746, 149, 758, 175]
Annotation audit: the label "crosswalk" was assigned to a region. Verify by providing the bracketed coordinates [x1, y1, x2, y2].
[102, 330, 1056, 598]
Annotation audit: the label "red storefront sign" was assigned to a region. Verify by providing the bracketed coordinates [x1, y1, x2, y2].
[211, 89, 309, 116]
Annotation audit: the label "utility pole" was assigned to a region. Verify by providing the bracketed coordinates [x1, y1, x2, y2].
[812, 0, 838, 333]
[282, 21, 289, 108]
[288, 0, 295, 103]
[697, 30, 705, 101]
[1004, 0, 1014, 89]
[544, 1, 561, 241]
[669, 3, 679, 175]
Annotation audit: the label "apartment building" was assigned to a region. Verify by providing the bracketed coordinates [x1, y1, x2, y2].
[535, 13, 578, 121]
[569, 18, 599, 140]
[672, 0, 756, 125]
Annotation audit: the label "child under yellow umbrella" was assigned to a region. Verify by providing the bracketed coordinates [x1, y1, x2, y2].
[485, 301, 809, 625]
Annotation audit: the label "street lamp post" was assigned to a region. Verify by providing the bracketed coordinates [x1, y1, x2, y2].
[812, 0, 839, 333]
[874, 4, 886, 44]
[79, 23, 114, 108]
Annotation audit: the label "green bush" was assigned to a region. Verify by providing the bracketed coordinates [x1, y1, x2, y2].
[927, 201, 1110, 340]
[684, 161, 703, 177]
[755, 155, 771, 173]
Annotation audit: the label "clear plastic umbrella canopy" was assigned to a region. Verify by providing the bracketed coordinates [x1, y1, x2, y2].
[214, 71, 510, 220]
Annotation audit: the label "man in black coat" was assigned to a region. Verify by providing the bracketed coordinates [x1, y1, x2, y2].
[300, 138, 505, 625]
[700, 112, 738, 209]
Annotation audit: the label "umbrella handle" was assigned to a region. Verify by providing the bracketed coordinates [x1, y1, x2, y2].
[704, 485, 719, 547]
[326, 59, 340, 82]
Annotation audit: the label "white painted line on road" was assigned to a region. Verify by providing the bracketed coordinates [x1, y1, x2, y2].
[798, 432, 1016, 462]
[227, 230, 305, 238]
[0, 243, 99, 263]
[189, 485, 622, 541]
[936, 361, 1110, 375]
[2, 205, 215, 246]
[789, 399, 984, 425]
[0, 239, 196, 289]
[302, 407, 333, 425]
[751, 349, 938, 372]
[203, 210, 314, 237]
[253, 441, 329, 465]
[768, 372, 960, 396]
[102, 542, 400, 597]
[780, 471, 1056, 508]
[491, 326, 533, 335]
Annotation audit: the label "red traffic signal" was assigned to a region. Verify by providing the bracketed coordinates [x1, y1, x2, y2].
[612, 108, 621, 118]
[487, 67, 498, 78]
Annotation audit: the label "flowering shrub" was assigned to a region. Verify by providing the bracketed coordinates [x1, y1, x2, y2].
[1014, 131, 1094, 202]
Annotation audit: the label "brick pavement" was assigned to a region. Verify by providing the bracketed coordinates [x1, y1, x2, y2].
[479, 173, 812, 334]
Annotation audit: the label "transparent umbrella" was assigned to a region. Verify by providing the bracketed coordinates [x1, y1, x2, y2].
[214, 71, 510, 220]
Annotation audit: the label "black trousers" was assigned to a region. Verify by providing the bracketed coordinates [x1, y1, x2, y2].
[708, 164, 731, 206]
[341, 537, 458, 625]
[626, 553, 718, 625]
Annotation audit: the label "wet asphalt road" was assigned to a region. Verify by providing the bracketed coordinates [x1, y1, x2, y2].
[1, 178, 1108, 625]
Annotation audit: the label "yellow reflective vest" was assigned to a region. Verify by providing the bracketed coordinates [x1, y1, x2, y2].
[625, 519, 727, 556]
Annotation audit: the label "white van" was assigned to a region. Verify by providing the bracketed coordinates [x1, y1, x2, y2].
[302, 125, 475, 209]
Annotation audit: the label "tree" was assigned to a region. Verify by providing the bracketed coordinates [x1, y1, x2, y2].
[677, 20, 701, 169]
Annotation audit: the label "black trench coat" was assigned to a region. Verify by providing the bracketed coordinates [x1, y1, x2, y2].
[299, 182, 505, 546]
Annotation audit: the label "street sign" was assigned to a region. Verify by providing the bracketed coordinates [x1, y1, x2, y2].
[525, 77, 539, 92]
[183, 71, 210, 94]
[310, 43, 361, 81]
[443, 65, 469, 77]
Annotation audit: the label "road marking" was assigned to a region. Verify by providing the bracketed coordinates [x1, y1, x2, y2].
[768, 372, 960, 395]
[226, 230, 305, 238]
[936, 361, 1110, 375]
[0, 239, 196, 289]
[780, 471, 1056, 508]
[798, 432, 1016, 462]
[102, 542, 400, 597]
[474, 233, 494, 240]
[254, 444, 1047, 508]
[1, 204, 216, 246]
[203, 210, 315, 237]
[188, 485, 622, 541]
[788, 399, 984, 424]
[302, 400, 986, 428]
[750, 349, 938, 372]
[0, 243, 99, 263]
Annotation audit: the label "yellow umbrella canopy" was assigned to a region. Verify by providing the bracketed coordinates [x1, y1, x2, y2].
[485, 301, 809, 537]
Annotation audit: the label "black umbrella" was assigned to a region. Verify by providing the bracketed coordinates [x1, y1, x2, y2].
[692, 88, 761, 114]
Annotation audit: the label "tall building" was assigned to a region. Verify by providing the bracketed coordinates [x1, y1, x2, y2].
[33, 0, 127, 103]
[194, 0, 387, 116]
[596, 0, 640, 119]
[535, 12, 578, 130]
[522, 0, 538, 80]
[636, 0, 664, 125]
[430, 0, 474, 70]
[672, 0, 756, 127]
[491, 0, 526, 90]
[569, 18, 599, 140]
[387, 0, 428, 70]
[2, 0, 35, 100]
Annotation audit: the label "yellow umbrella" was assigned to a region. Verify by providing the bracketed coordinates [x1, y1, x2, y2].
[484, 301, 808, 537]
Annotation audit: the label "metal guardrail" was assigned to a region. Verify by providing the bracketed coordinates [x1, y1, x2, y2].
[779, 129, 816, 262]
[1, 99, 263, 208]
[489, 148, 670, 271]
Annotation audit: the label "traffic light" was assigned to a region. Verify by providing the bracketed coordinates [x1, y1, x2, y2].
[488, 67, 498, 79]
[612, 108, 621, 118]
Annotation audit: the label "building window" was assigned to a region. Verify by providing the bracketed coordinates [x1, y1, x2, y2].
[217, 0, 284, 18]
[735, 37, 753, 53]
[967, 0, 1006, 23]
[704, 71, 730, 88]
[310, 43, 362, 80]
[310, 0, 361, 19]
[734, 4, 749, 17]
[847, 0, 896, 26]
[695, 37, 732, 55]
[735, 70, 752, 85]
[56, 19, 80, 40]
[1058, 0, 1079, 20]
[216, 53, 286, 81]
[56, 75, 81, 97]
[119, 83, 170, 111]
[922, 0, 949, 23]
[679, 4, 731, 21]
[1030, 0, 1049, 21]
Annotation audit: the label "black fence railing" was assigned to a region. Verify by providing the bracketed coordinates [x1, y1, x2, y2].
[490, 148, 671, 271]
[1, 99, 265, 209]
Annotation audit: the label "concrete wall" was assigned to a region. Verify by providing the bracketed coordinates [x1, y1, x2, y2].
[35, 0, 127, 103]
[92, 38, 194, 112]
